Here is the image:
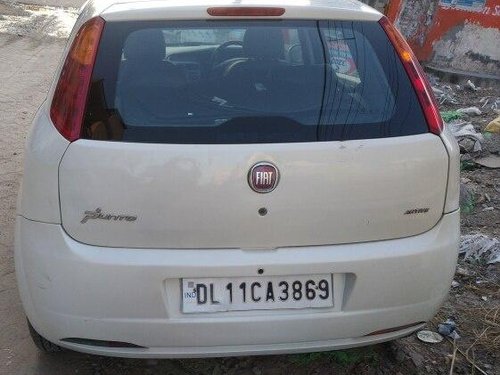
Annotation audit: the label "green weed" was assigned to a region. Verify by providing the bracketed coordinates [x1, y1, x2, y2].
[460, 160, 477, 171]
[441, 111, 463, 123]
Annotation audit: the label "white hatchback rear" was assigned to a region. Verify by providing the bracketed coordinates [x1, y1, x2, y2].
[15, 0, 460, 357]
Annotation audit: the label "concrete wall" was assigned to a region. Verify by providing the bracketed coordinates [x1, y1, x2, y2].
[382, 0, 500, 79]
[360, 0, 390, 12]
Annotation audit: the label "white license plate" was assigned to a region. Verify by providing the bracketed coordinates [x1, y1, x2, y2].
[182, 274, 333, 313]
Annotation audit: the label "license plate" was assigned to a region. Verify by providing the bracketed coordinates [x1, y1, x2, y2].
[182, 274, 333, 313]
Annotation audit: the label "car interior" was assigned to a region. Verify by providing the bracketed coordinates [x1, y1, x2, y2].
[114, 26, 342, 127]
[83, 22, 406, 143]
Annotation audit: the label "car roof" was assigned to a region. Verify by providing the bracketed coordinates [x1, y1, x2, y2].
[79, 0, 382, 23]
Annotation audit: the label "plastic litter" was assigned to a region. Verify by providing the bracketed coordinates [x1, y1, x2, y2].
[451, 280, 460, 288]
[459, 234, 500, 264]
[466, 80, 479, 91]
[438, 319, 456, 335]
[479, 97, 500, 112]
[474, 154, 500, 169]
[448, 121, 484, 153]
[485, 116, 500, 133]
[456, 107, 482, 116]
[432, 87, 444, 95]
[431, 82, 458, 105]
[456, 266, 473, 276]
[417, 330, 443, 344]
[438, 319, 460, 340]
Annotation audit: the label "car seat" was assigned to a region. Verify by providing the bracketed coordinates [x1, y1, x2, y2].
[117, 29, 187, 124]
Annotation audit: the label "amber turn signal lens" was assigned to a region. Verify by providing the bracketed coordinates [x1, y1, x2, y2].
[70, 19, 105, 66]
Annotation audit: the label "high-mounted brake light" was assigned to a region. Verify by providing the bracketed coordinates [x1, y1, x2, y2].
[50, 17, 105, 142]
[379, 17, 443, 135]
[207, 7, 285, 17]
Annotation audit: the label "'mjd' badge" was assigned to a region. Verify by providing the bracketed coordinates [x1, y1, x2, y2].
[248, 162, 279, 193]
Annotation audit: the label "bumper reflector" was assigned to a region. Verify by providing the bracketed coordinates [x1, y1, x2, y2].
[365, 322, 425, 337]
[61, 337, 146, 348]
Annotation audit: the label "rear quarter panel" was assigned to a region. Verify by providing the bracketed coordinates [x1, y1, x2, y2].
[19, 104, 69, 223]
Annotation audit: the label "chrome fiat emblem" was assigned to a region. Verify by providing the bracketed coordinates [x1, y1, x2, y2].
[248, 162, 279, 193]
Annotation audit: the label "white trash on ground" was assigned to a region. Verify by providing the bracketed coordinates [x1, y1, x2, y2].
[456, 107, 482, 116]
[432, 85, 458, 105]
[466, 80, 479, 91]
[417, 330, 444, 344]
[448, 121, 484, 153]
[459, 234, 500, 264]
[479, 97, 500, 112]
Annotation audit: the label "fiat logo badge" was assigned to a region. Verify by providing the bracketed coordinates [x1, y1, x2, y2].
[248, 162, 279, 193]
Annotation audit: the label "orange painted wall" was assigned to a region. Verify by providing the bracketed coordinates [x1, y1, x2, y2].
[386, 0, 500, 65]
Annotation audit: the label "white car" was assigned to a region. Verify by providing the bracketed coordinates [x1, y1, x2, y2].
[15, 0, 460, 358]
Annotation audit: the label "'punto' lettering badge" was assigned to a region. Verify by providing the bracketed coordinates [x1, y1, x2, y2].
[248, 162, 279, 193]
[81, 208, 137, 224]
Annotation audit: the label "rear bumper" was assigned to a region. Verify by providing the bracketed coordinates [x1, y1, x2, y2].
[15, 211, 459, 358]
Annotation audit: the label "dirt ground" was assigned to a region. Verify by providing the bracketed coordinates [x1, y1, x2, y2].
[0, 1, 498, 374]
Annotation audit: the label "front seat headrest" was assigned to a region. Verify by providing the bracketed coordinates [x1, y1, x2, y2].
[123, 29, 166, 63]
[243, 28, 284, 60]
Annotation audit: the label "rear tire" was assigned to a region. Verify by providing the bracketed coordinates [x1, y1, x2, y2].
[27, 319, 64, 353]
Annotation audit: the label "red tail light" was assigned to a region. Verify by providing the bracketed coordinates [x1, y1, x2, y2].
[207, 7, 285, 17]
[50, 17, 105, 142]
[379, 17, 443, 135]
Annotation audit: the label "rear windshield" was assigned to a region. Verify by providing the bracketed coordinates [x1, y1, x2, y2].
[84, 20, 428, 143]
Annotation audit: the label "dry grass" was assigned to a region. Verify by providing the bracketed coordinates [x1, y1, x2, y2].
[466, 307, 500, 352]
[461, 271, 500, 353]
[433, 305, 498, 375]
[431, 264, 499, 373]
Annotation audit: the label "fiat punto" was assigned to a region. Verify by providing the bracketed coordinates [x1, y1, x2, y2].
[15, 0, 460, 357]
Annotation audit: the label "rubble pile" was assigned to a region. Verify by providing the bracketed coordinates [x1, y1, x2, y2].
[460, 234, 500, 264]
[429, 75, 500, 217]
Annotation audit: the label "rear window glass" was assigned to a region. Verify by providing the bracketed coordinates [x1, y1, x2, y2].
[84, 20, 428, 144]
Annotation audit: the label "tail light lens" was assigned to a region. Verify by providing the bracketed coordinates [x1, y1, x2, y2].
[50, 17, 105, 142]
[379, 17, 443, 135]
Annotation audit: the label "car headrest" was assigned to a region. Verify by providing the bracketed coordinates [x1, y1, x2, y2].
[243, 28, 284, 59]
[123, 29, 166, 63]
